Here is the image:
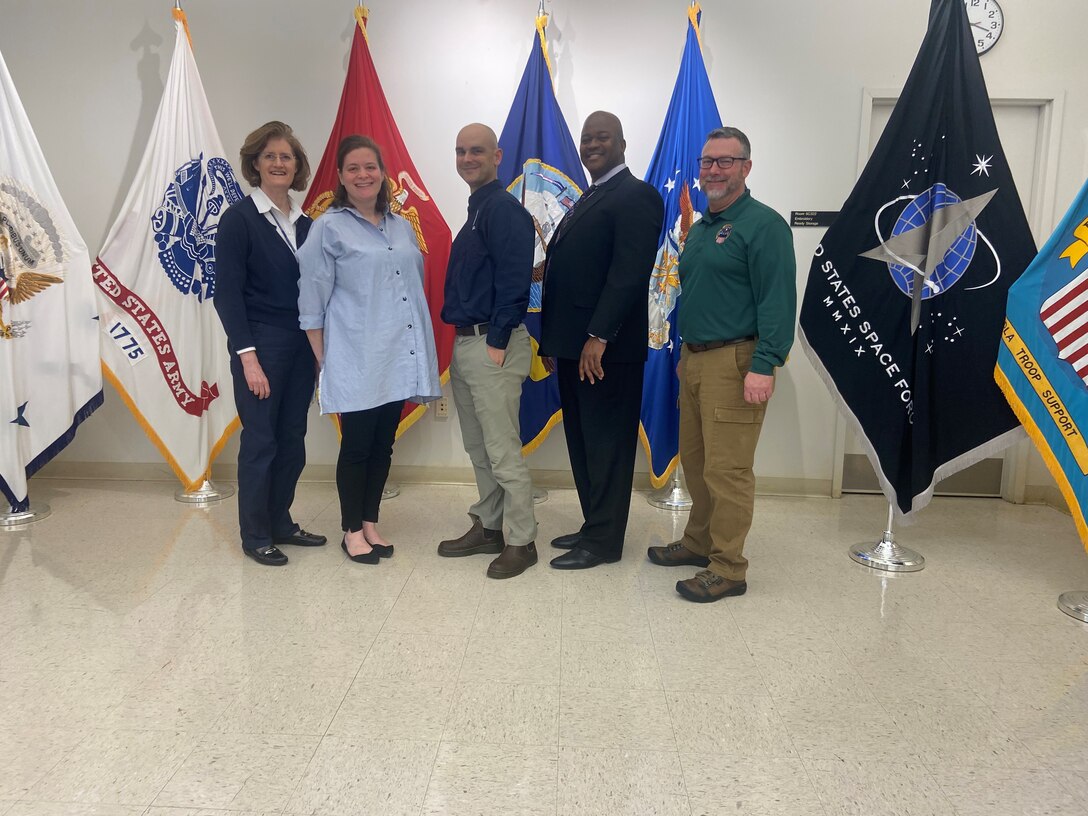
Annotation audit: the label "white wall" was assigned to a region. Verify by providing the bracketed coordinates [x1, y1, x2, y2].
[2, 0, 1085, 488]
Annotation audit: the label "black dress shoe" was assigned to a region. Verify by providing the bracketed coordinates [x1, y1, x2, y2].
[369, 542, 394, 558]
[550, 532, 581, 550]
[341, 537, 380, 565]
[549, 547, 619, 570]
[274, 528, 327, 547]
[244, 545, 288, 566]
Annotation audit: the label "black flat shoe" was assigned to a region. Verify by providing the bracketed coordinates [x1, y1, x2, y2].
[549, 547, 619, 570]
[369, 542, 393, 558]
[341, 537, 380, 564]
[550, 532, 581, 550]
[243, 545, 288, 566]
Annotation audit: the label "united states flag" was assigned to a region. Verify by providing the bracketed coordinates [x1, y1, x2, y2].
[0, 275, 8, 301]
[1041, 270, 1088, 383]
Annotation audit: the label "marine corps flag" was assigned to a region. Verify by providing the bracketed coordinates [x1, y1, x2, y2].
[996, 180, 1088, 550]
[639, 3, 722, 487]
[304, 6, 453, 435]
[497, 11, 587, 452]
[92, 9, 243, 491]
[798, 0, 1035, 518]
[0, 48, 103, 512]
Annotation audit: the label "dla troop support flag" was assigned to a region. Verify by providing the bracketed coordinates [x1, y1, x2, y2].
[798, 0, 1035, 519]
[0, 48, 103, 512]
[996, 179, 1088, 550]
[304, 6, 453, 437]
[638, 3, 722, 487]
[497, 11, 587, 453]
[92, 9, 243, 491]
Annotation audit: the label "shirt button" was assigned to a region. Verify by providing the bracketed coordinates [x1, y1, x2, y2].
[402, 296, 407, 301]
[396, 270, 400, 275]
[388, 247, 393, 251]
[408, 324, 413, 329]
[410, 350, 415, 355]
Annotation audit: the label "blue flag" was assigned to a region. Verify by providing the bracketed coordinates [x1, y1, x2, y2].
[639, 4, 722, 487]
[996, 179, 1088, 550]
[497, 14, 586, 453]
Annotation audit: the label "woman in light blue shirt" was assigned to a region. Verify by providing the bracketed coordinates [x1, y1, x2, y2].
[297, 135, 441, 564]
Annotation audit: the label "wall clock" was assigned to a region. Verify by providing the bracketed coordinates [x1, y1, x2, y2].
[964, 0, 1004, 55]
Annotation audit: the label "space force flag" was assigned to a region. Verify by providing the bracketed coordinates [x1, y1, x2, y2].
[92, 10, 243, 491]
[304, 6, 453, 437]
[0, 48, 103, 512]
[497, 11, 587, 452]
[996, 180, 1088, 550]
[638, 3, 722, 487]
[798, 0, 1036, 518]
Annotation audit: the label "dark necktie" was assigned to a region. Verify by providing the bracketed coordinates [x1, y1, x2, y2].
[553, 183, 598, 244]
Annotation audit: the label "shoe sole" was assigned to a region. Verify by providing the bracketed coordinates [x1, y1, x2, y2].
[550, 556, 621, 570]
[243, 552, 287, 566]
[486, 560, 538, 579]
[675, 582, 747, 603]
[437, 543, 504, 558]
[647, 551, 711, 568]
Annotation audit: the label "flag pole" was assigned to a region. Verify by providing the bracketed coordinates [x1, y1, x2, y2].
[1058, 592, 1088, 623]
[648, 460, 693, 511]
[1, 500, 51, 528]
[175, 479, 234, 505]
[848, 503, 925, 571]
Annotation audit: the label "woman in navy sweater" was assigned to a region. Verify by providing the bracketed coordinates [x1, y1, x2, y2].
[214, 122, 327, 566]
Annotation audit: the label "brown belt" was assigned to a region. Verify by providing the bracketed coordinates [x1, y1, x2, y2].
[685, 336, 756, 353]
[455, 322, 489, 337]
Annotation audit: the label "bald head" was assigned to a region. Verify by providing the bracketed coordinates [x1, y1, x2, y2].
[455, 123, 502, 192]
[580, 111, 626, 181]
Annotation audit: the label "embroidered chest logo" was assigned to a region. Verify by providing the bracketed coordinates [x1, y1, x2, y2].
[715, 224, 733, 244]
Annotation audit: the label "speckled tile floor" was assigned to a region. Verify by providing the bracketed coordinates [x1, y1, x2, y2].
[1, 480, 1087, 815]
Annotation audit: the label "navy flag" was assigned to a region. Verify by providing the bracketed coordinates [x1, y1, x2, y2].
[798, 0, 1035, 518]
[638, 3, 722, 488]
[497, 12, 587, 453]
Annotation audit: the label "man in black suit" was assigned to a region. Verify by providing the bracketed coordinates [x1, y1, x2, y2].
[539, 111, 664, 570]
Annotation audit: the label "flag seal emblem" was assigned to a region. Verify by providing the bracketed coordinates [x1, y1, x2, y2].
[152, 154, 242, 303]
[0, 176, 66, 340]
[715, 224, 733, 244]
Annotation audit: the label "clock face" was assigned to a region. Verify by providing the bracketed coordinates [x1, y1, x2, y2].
[964, 0, 1004, 55]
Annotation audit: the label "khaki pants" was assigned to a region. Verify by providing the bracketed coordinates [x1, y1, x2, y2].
[678, 340, 766, 581]
[450, 325, 537, 545]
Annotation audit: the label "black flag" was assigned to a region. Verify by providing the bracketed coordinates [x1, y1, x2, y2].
[798, 0, 1036, 518]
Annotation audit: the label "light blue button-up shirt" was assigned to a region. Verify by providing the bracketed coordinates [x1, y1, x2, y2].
[297, 207, 441, 414]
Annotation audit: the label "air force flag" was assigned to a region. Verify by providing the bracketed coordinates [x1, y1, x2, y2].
[996, 179, 1088, 550]
[497, 12, 587, 453]
[639, 3, 722, 488]
[798, 0, 1036, 518]
[0, 48, 103, 512]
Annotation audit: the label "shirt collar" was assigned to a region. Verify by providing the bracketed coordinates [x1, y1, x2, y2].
[703, 187, 751, 222]
[467, 178, 504, 211]
[590, 163, 626, 188]
[252, 187, 303, 224]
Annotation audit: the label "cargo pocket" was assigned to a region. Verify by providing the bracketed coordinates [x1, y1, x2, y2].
[708, 405, 765, 470]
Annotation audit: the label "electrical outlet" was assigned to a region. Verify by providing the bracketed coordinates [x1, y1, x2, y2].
[434, 397, 449, 418]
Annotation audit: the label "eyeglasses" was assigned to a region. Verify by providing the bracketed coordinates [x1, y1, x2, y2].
[260, 152, 296, 164]
[698, 156, 748, 169]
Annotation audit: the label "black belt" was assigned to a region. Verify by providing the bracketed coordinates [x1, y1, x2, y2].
[455, 322, 489, 337]
[685, 336, 756, 353]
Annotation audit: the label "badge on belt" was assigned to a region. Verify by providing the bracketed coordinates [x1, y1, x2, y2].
[715, 224, 733, 244]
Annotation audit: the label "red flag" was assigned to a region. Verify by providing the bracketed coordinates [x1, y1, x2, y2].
[304, 7, 453, 435]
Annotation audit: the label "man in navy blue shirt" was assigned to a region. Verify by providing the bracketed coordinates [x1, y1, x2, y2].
[437, 123, 538, 579]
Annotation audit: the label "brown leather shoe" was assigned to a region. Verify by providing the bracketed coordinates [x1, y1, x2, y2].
[647, 541, 710, 568]
[438, 515, 505, 557]
[486, 543, 538, 579]
[676, 570, 747, 603]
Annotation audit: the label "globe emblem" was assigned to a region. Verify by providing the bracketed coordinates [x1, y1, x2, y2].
[887, 183, 977, 299]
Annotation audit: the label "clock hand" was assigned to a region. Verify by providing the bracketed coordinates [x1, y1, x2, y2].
[971, 22, 990, 33]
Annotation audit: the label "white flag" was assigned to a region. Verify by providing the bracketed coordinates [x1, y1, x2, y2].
[92, 11, 242, 490]
[0, 48, 103, 512]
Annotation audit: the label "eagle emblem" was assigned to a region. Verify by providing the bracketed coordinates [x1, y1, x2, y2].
[0, 177, 66, 340]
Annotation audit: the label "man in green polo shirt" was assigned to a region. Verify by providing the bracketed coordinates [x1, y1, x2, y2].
[647, 126, 796, 602]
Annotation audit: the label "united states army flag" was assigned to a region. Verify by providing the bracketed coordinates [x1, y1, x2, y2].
[0, 48, 103, 512]
[92, 10, 242, 490]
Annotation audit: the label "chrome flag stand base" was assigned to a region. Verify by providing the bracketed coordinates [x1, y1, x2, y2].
[175, 480, 235, 505]
[849, 504, 925, 572]
[1057, 592, 1088, 623]
[532, 486, 549, 505]
[1, 502, 51, 529]
[382, 483, 401, 500]
[648, 466, 693, 511]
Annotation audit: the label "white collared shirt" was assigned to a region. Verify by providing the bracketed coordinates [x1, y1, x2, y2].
[251, 187, 303, 251]
[590, 162, 627, 187]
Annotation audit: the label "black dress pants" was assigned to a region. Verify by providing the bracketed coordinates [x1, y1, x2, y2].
[557, 358, 643, 559]
[337, 400, 404, 531]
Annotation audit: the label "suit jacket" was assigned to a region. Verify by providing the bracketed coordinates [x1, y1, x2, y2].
[214, 195, 312, 353]
[539, 167, 664, 363]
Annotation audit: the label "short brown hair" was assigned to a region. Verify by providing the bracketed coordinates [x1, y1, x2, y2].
[239, 121, 310, 191]
[705, 126, 751, 159]
[331, 135, 390, 213]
